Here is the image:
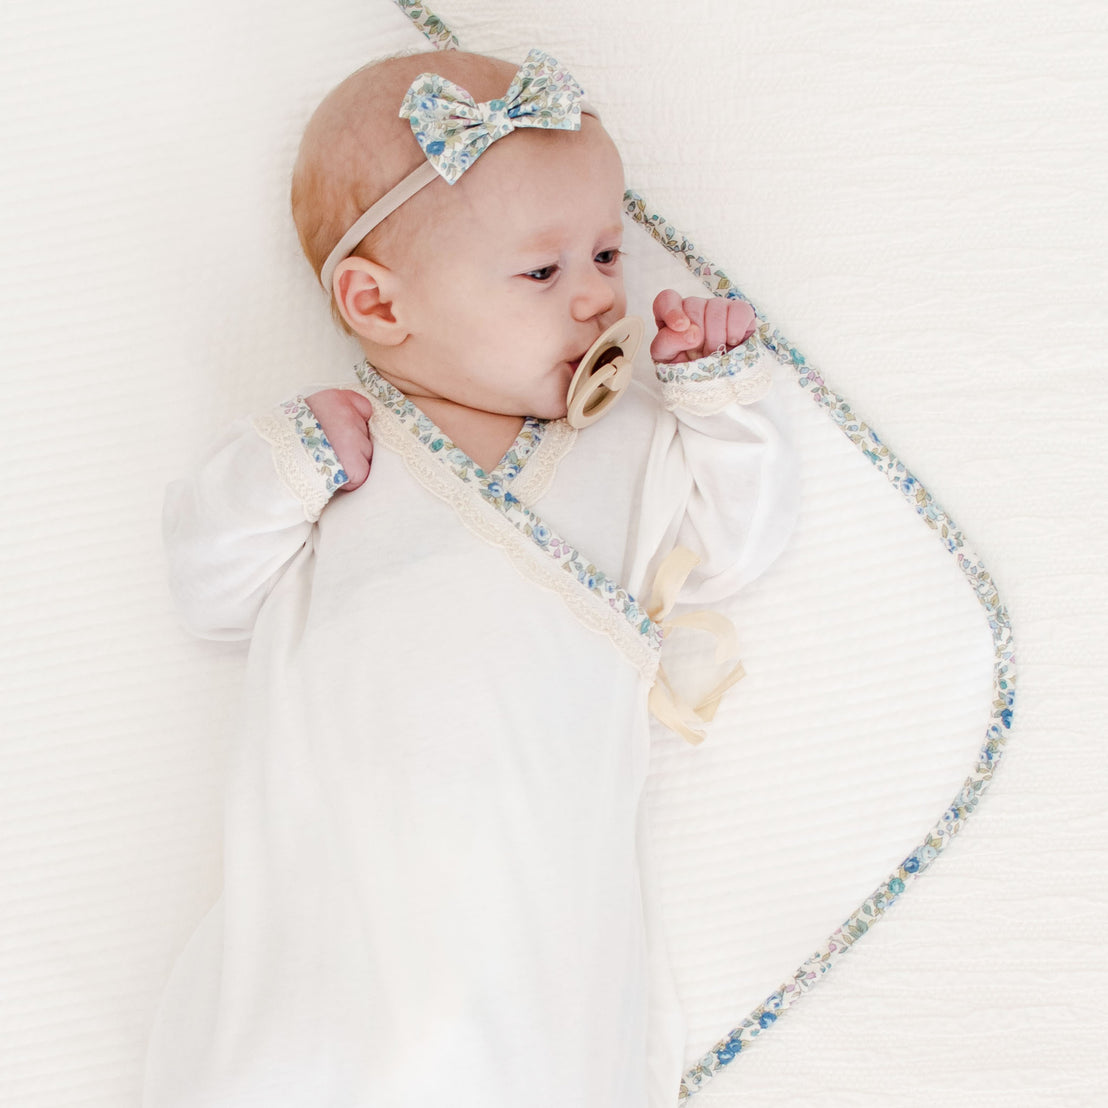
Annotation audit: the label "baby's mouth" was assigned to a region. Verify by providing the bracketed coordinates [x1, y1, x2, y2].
[568, 346, 594, 371]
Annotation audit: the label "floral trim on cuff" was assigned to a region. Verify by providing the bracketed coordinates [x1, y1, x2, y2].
[281, 396, 350, 496]
[251, 397, 349, 523]
[655, 324, 775, 415]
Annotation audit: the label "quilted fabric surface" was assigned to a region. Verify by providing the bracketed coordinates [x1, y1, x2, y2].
[0, 1, 1103, 1104]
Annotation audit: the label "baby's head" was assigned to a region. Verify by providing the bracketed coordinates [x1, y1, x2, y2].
[291, 49, 628, 420]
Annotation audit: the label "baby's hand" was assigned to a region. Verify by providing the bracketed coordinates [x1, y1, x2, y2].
[305, 389, 374, 491]
[650, 290, 757, 364]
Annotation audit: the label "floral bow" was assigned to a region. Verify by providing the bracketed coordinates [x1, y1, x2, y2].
[399, 47, 586, 185]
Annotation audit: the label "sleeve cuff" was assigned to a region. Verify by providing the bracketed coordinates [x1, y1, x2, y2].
[251, 396, 349, 522]
[282, 397, 350, 493]
[654, 323, 776, 415]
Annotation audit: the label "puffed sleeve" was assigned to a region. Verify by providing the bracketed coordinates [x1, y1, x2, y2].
[163, 396, 349, 640]
[632, 323, 799, 605]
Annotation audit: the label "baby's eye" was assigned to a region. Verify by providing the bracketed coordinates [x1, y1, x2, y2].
[523, 264, 559, 282]
[595, 248, 624, 265]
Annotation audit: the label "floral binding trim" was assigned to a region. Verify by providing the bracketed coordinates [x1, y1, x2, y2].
[251, 398, 346, 523]
[624, 190, 761, 309]
[655, 325, 769, 385]
[394, 0, 460, 49]
[625, 191, 1017, 1100]
[506, 419, 577, 505]
[355, 362, 662, 672]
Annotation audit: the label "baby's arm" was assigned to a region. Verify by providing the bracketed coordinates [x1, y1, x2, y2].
[163, 391, 369, 640]
[634, 289, 798, 605]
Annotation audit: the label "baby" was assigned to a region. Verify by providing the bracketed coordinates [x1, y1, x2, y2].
[144, 48, 795, 1108]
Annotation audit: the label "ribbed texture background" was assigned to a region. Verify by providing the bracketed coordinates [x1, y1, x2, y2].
[1, 1, 1103, 1104]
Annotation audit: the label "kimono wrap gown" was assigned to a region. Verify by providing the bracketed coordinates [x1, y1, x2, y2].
[143, 330, 796, 1108]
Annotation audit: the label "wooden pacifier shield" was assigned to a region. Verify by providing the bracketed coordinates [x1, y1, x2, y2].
[565, 316, 645, 428]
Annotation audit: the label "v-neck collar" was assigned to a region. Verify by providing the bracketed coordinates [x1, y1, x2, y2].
[356, 362, 546, 490]
[354, 360, 662, 676]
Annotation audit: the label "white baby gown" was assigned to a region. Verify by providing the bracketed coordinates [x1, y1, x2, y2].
[143, 333, 796, 1108]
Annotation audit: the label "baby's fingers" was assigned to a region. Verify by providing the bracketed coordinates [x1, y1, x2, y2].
[341, 435, 374, 491]
[652, 288, 691, 334]
[701, 299, 756, 355]
[726, 300, 757, 348]
[651, 293, 710, 362]
[346, 392, 375, 423]
[651, 325, 695, 361]
[701, 297, 732, 355]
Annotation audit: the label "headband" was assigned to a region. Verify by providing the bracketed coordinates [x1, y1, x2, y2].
[319, 48, 600, 294]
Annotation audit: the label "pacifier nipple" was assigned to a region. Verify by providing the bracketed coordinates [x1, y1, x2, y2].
[565, 316, 645, 429]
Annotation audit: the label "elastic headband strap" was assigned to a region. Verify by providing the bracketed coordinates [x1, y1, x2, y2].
[320, 99, 600, 295]
[321, 162, 438, 293]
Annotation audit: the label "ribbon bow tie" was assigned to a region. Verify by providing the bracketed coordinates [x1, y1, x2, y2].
[399, 48, 586, 185]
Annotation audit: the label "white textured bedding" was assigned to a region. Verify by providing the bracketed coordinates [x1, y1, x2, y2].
[1, 0, 1105, 1104]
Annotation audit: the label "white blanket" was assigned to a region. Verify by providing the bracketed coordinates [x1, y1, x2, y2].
[1, 0, 1104, 1104]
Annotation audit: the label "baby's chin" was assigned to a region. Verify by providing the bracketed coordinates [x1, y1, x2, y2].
[537, 399, 570, 421]
[506, 381, 570, 422]
[525, 395, 569, 422]
[488, 372, 572, 421]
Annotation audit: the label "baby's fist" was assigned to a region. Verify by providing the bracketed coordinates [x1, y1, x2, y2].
[305, 389, 374, 491]
[650, 290, 756, 364]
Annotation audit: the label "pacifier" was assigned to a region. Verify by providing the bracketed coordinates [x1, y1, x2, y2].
[564, 316, 644, 429]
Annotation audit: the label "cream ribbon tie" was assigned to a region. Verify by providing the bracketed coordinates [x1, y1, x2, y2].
[646, 547, 746, 745]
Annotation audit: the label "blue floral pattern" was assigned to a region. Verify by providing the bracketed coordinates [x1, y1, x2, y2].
[282, 396, 349, 495]
[400, 49, 586, 185]
[654, 325, 770, 385]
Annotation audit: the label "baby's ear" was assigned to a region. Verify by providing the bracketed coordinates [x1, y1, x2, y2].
[332, 258, 407, 346]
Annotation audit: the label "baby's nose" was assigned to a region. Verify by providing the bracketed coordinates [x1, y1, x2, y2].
[570, 271, 617, 322]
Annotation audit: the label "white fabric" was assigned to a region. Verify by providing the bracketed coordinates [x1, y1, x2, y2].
[143, 348, 795, 1106]
[2, 2, 1104, 1105]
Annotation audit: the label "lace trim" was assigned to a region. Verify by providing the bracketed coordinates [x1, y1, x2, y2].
[656, 326, 775, 414]
[509, 419, 577, 505]
[367, 401, 661, 680]
[660, 364, 773, 414]
[252, 404, 334, 523]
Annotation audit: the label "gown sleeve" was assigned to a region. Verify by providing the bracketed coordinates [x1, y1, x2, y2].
[162, 396, 349, 640]
[633, 323, 799, 606]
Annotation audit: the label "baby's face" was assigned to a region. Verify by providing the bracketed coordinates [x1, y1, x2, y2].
[391, 118, 628, 420]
